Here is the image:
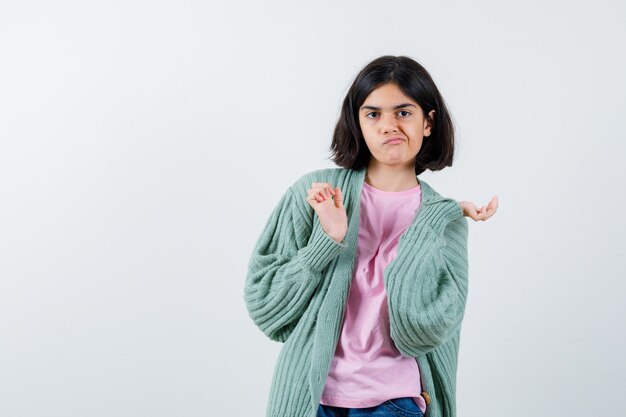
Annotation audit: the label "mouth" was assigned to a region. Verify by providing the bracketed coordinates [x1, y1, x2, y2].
[383, 136, 404, 144]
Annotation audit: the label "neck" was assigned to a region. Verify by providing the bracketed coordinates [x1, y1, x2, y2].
[365, 160, 419, 192]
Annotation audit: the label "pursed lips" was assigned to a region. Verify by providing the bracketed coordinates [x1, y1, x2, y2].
[383, 136, 404, 144]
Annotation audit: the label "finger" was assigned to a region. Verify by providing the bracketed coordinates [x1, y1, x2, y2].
[312, 182, 332, 190]
[334, 187, 344, 208]
[308, 187, 329, 199]
[307, 189, 324, 200]
[486, 199, 498, 217]
[306, 193, 321, 205]
[312, 182, 336, 197]
[307, 192, 320, 203]
[309, 189, 325, 202]
[309, 185, 333, 197]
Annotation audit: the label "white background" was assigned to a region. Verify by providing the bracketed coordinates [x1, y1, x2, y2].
[1, 1, 625, 416]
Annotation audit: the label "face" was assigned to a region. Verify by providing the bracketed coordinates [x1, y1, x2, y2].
[358, 82, 435, 169]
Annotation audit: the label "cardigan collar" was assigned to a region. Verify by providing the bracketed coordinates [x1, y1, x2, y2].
[351, 166, 446, 207]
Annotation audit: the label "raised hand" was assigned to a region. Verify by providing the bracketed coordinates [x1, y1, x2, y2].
[458, 196, 498, 221]
[306, 182, 348, 243]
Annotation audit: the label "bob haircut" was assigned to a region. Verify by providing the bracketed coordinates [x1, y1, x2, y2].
[329, 55, 456, 176]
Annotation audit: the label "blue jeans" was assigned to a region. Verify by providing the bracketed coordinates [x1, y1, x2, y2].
[317, 397, 424, 417]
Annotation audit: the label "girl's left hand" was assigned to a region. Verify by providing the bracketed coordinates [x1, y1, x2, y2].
[457, 196, 498, 221]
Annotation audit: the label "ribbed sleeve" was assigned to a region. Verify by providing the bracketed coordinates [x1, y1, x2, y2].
[244, 186, 348, 343]
[387, 202, 469, 357]
[243, 168, 470, 417]
[298, 219, 348, 271]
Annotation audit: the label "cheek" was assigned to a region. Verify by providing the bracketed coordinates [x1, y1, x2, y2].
[360, 122, 373, 136]
[363, 138, 378, 153]
[411, 138, 424, 151]
[361, 128, 377, 146]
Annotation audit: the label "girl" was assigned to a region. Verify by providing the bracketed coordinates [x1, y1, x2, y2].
[244, 55, 497, 417]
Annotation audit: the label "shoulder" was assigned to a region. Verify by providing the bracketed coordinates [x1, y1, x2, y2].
[291, 167, 346, 185]
[285, 167, 354, 222]
[419, 179, 462, 211]
[418, 178, 466, 233]
[289, 167, 350, 193]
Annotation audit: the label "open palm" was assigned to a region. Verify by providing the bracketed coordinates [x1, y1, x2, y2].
[458, 196, 498, 221]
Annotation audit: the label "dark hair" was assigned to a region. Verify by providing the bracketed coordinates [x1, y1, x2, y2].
[329, 55, 456, 175]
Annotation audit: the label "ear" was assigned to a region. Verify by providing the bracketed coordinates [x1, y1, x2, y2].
[424, 110, 436, 137]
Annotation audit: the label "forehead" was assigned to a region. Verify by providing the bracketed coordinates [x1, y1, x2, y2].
[361, 83, 417, 107]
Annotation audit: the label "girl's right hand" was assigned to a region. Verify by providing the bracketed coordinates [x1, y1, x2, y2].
[306, 182, 348, 243]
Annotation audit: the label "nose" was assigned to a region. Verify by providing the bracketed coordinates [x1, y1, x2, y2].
[379, 113, 398, 133]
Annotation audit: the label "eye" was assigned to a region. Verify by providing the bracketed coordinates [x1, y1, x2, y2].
[365, 110, 411, 119]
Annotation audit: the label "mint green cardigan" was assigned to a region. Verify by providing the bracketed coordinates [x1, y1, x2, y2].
[244, 166, 469, 417]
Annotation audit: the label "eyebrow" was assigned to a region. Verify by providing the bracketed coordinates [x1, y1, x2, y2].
[360, 103, 417, 112]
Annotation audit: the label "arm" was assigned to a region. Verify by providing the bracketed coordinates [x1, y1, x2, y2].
[390, 212, 469, 356]
[243, 186, 348, 342]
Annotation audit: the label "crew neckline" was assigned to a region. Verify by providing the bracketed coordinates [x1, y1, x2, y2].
[362, 180, 421, 196]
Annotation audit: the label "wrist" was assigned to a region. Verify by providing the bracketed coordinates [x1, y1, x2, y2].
[330, 235, 345, 244]
[323, 228, 345, 244]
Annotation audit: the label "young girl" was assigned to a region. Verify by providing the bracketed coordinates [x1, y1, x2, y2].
[244, 55, 497, 417]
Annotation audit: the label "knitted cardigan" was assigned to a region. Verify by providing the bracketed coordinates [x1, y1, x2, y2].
[244, 166, 469, 417]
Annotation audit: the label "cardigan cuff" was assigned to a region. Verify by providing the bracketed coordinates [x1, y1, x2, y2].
[297, 224, 348, 272]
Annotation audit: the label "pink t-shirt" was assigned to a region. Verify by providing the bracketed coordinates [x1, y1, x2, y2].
[319, 180, 427, 414]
